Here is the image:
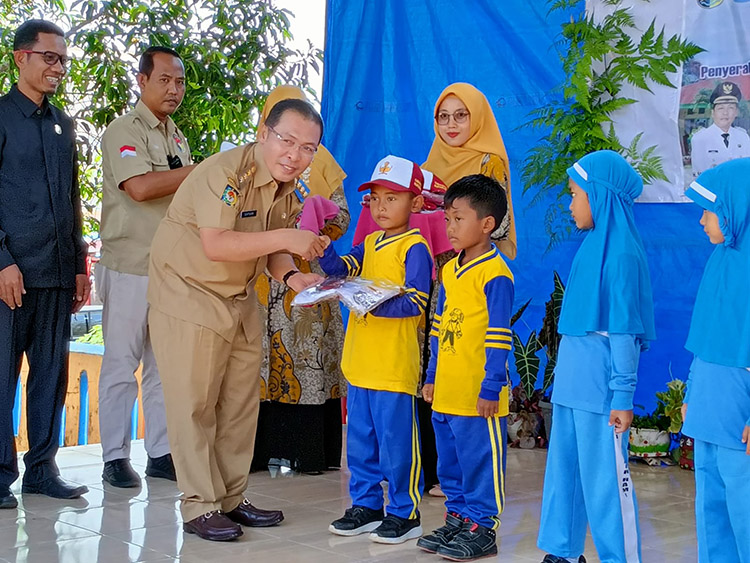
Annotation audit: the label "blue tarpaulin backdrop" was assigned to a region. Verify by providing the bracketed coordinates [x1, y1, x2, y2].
[320, 0, 713, 412]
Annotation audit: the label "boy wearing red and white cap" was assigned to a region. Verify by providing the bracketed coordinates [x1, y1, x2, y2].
[320, 155, 433, 544]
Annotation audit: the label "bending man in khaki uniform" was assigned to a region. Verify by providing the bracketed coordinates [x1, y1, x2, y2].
[98, 46, 196, 488]
[148, 98, 329, 541]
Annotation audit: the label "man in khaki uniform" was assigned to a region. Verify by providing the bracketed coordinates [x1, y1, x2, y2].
[148, 98, 329, 541]
[98, 46, 196, 488]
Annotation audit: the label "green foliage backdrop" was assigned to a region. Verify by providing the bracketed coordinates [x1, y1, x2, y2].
[521, 0, 703, 248]
[0, 0, 322, 234]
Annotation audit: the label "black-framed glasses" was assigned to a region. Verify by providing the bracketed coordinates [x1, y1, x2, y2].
[18, 50, 71, 68]
[267, 125, 318, 157]
[436, 109, 470, 125]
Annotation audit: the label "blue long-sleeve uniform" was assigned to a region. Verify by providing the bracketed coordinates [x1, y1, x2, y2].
[538, 332, 643, 563]
[683, 357, 750, 563]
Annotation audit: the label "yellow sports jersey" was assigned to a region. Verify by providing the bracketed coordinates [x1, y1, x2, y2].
[427, 245, 514, 416]
[319, 229, 433, 395]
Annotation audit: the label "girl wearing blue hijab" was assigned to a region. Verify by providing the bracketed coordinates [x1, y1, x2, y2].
[538, 151, 655, 563]
[683, 158, 750, 563]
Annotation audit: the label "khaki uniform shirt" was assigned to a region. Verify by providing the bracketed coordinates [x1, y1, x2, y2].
[100, 99, 191, 276]
[147, 143, 301, 342]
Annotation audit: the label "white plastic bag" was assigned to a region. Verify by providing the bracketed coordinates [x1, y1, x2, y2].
[291, 276, 403, 316]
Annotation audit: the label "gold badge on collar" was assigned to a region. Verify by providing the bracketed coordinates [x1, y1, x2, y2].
[239, 165, 257, 185]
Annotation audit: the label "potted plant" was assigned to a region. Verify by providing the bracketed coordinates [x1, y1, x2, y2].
[629, 408, 671, 463]
[536, 271, 565, 439]
[629, 378, 688, 464]
[655, 377, 693, 470]
[508, 272, 565, 448]
[509, 330, 544, 449]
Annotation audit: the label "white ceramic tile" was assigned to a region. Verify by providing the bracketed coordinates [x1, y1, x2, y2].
[4, 441, 699, 563]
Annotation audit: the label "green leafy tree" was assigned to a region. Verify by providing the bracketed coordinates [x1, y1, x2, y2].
[1, 0, 321, 234]
[521, 0, 703, 248]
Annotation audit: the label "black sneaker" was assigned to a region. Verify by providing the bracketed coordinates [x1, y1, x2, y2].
[328, 505, 384, 536]
[542, 556, 586, 563]
[0, 487, 18, 509]
[146, 453, 177, 481]
[369, 513, 423, 544]
[437, 520, 497, 561]
[102, 459, 140, 488]
[417, 512, 463, 553]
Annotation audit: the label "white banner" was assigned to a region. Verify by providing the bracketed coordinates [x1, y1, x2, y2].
[590, 0, 750, 202]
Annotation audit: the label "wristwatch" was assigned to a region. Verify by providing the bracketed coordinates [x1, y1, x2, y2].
[282, 269, 300, 286]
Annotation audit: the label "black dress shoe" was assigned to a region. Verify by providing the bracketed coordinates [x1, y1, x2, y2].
[183, 510, 243, 541]
[0, 488, 18, 509]
[102, 459, 141, 488]
[22, 476, 88, 499]
[146, 453, 177, 481]
[226, 498, 284, 527]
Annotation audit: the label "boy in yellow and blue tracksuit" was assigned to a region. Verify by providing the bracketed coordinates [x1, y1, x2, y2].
[321, 155, 432, 544]
[419, 174, 513, 561]
[683, 159, 750, 563]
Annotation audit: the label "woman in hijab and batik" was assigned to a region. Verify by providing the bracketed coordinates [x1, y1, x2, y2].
[420, 83, 517, 496]
[253, 86, 349, 474]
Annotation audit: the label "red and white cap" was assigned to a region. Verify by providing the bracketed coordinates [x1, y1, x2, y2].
[358, 155, 424, 196]
[421, 169, 447, 195]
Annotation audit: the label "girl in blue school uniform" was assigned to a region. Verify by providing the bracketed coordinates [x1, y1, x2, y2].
[537, 150, 656, 563]
[683, 158, 750, 563]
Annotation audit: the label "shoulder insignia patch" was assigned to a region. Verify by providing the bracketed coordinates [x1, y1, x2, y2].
[221, 183, 240, 207]
[120, 145, 137, 158]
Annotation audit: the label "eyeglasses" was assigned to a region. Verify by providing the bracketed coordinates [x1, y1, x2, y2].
[436, 109, 470, 125]
[267, 125, 318, 158]
[18, 50, 71, 68]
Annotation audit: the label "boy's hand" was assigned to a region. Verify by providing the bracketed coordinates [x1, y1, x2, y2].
[476, 398, 499, 419]
[742, 426, 750, 456]
[286, 230, 330, 261]
[422, 383, 434, 403]
[609, 409, 633, 434]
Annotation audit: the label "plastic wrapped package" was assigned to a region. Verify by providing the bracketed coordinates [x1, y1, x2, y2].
[291, 276, 403, 316]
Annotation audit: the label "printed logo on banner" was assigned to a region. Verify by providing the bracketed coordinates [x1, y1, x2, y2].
[697, 0, 723, 7]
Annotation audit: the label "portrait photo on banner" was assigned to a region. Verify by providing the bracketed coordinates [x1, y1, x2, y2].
[680, 0, 750, 186]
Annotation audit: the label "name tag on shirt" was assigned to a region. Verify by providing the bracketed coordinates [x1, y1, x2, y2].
[241, 210, 257, 218]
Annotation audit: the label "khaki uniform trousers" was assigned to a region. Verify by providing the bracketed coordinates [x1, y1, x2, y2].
[149, 307, 261, 522]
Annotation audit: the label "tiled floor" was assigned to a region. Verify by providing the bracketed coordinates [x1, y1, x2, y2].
[0, 439, 697, 562]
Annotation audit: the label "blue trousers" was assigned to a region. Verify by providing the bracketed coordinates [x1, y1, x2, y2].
[538, 405, 641, 563]
[433, 411, 507, 529]
[694, 439, 750, 563]
[346, 384, 423, 519]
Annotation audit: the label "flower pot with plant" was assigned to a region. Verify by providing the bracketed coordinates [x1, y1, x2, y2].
[629, 378, 688, 464]
[536, 271, 565, 440]
[508, 272, 565, 448]
[629, 409, 671, 461]
[655, 377, 692, 470]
